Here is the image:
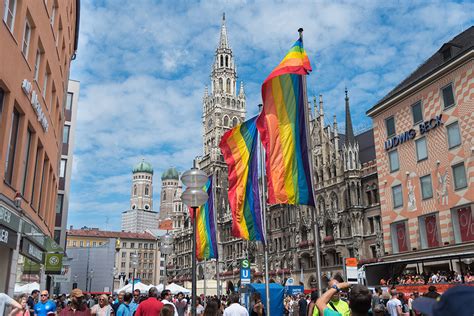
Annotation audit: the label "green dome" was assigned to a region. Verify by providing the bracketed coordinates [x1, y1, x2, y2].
[133, 160, 154, 174]
[161, 167, 179, 181]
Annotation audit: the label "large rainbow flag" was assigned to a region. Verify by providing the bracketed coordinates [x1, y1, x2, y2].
[256, 37, 314, 206]
[195, 177, 218, 261]
[219, 116, 265, 242]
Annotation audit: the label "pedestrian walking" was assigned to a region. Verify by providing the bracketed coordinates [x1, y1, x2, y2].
[27, 291, 39, 315]
[174, 293, 188, 316]
[250, 292, 265, 316]
[161, 304, 175, 316]
[203, 299, 220, 316]
[160, 290, 178, 316]
[59, 289, 90, 316]
[34, 291, 56, 316]
[386, 289, 402, 316]
[116, 293, 132, 316]
[135, 287, 164, 316]
[223, 294, 248, 316]
[7, 294, 29, 316]
[91, 294, 112, 316]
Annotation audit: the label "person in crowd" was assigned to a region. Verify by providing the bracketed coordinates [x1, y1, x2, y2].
[174, 293, 188, 316]
[386, 289, 401, 316]
[298, 294, 308, 316]
[397, 293, 409, 316]
[413, 285, 474, 316]
[8, 294, 30, 316]
[91, 294, 112, 316]
[135, 287, 164, 316]
[112, 292, 125, 314]
[160, 290, 178, 316]
[195, 297, 204, 316]
[203, 299, 219, 316]
[160, 304, 175, 316]
[28, 290, 39, 314]
[423, 286, 440, 299]
[370, 287, 383, 313]
[116, 293, 132, 316]
[59, 288, 90, 316]
[324, 280, 349, 316]
[316, 282, 371, 316]
[1, 292, 22, 316]
[223, 293, 248, 316]
[307, 291, 318, 316]
[132, 290, 141, 304]
[250, 292, 264, 316]
[34, 291, 56, 316]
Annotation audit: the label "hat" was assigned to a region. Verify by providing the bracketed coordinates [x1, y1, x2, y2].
[71, 289, 84, 298]
[412, 286, 474, 316]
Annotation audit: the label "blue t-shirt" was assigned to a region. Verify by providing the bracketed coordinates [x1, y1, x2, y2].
[34, 300, 56, 316]
[323, 307, 342, 316]
[116, 303, 131, 316]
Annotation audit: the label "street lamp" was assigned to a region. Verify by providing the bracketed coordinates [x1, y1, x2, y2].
[131, 253, 139, 292]
[181, 162, 208, 316]
[160, 233, 174, 288]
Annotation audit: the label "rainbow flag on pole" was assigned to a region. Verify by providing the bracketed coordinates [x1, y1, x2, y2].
[219, 116, 265, 242]
[256, 37, 314, 206]
[195, 177, 218, 261]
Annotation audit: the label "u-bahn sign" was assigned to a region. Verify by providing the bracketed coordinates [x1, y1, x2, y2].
[240, 259, 251, 285]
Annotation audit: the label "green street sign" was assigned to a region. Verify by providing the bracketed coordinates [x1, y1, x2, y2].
[23, 258, 41, 274]
[241, 259, 250, 269]
[45, 253, 63, 274]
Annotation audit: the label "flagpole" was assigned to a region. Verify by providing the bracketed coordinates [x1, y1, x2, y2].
[212, 171, 221, 298]
[258, 103, 271, 316]
[299, 28, 323, 297]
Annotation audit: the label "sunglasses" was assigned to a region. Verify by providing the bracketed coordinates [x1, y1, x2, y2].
[41, 294, 48, 297]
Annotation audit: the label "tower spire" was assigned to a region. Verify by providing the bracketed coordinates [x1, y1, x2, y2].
[345, 87, 355, 145]
[219, 12, 229, 49]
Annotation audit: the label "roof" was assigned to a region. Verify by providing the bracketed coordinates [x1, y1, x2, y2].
[67, 229, 157, 240]
[133, 159, 153, 174]
[367, 26, 474, 115]
[161, 167, 179, 180]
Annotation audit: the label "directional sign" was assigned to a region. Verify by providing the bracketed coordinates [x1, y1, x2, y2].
[240, 259, 251, 285]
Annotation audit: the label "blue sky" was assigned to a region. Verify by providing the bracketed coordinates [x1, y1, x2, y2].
[67, 0, 473, 230]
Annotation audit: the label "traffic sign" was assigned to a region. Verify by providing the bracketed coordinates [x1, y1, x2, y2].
[240, 259, 251, 285]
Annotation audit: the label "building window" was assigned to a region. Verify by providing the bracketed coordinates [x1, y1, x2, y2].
[42, 68, 50, 99]
[452, 206, 474, 243]
[144, 253, 148, 259]
[419, 213, 440, 249]
[92, 242, 96, 247]
[80, 241, 83, 247]
[121, 262, 125, 268]
[60, 159, 67, 178]
[50, 3, 57, 26]
[442, 83, 455, 109]
[5, 108, 21, 184]
[411, 101, 423, 124]
[415, 137, 428, 161]
[420, 175, 433, 200]
[385, 116, 396, 138]
[388, 150, 399, 172]
[145, 185, 149, 196]
[138, 243, 142, 249]
[66, 92, 73, 110]
[122, 242, 127, 248]
[144, 243, 148, 249]
[63, 125, 70, 144]
[452, 163, 467, 190]
[56, 194, 64, 214]
[370, 245, 377, 258]
[392, 185, 403, 209]
[72, 241, 76, 247]
[34, 49, 42, 81]
[391, 221, 409, 253]
[368, 217, 375, 234]
[21, 128, 33, 195]
[446, 121, 461, 149]
[149, 244, 153, 250]
[131, 243, 135, 248]
[22, 18, 32, 57]
[3, 0, 17, 32]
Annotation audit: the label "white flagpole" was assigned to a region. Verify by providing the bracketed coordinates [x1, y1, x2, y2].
[299, 28, 323, 297]
[258, 104, 271, 316]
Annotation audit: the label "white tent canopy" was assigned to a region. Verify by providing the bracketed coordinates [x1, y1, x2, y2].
[115, 281, 151, 293]
[14, 282, 40, 294]
[165, 283, 190, 295]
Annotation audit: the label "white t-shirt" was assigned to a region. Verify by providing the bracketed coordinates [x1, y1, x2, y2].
[387, 298, 401, 316]
[223, 303, 249, 316]
[161, 300, 178, 316]
[0, 293, 15, 316]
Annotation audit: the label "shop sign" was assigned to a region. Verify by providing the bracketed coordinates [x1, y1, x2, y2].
[23, 257, 41, 274]
[53, 265, 71, 283]
[21, 79, 49, 132]
[385, 114, 443, 151]
[45, 253, 63, 275]
[22, 221, 46, 250]
[0, 205, 21, 231]
[0, 225, 18, 249]
[21, 238, 44, 263]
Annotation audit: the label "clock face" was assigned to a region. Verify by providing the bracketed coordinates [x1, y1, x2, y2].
[145, 204, 150, 210]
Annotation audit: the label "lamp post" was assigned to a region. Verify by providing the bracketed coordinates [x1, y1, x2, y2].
[131, 253, 139, 293]
[160, 233, 174, 288]
[89, 269, 94, 292]
[181, 162, 208, 316]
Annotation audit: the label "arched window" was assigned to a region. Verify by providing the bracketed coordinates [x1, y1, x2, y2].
[232, 117, 238, 127]
[237, 101, 241, 108]
[227, 98, 230, 106]
[225, 56, 229, 67]
[325, 220, 334, 237]
[349, 151, 353, 169]
[133, 185, 137, 196]
[220, 55, 223, 67]
[232, 100, 235, 108]
[163, 191, 166, 201]
[331, 193, 339, 212]
[223, 116, 229, 126]
[219, 78, 223, 91]
[226, 79, 231, 93]
[145, 185, 150, 196]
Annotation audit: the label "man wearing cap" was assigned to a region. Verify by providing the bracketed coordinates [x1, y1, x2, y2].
[413, 285, 474, 316]
[60, 289, 90, 316]
[34, 291, 57, 316]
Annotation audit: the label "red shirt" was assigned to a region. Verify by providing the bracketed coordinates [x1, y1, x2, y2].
[135, 298, 164, 316]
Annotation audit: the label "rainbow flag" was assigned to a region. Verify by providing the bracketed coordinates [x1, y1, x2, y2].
[256, 37, 314, 206]
[219, 116, 265, 242]
[195, 177, 218, 261]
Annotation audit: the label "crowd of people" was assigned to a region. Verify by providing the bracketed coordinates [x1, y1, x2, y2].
[2, 278, 473, 316]
[380, 270, 474, 286]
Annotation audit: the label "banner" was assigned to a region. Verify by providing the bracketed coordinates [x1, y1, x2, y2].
[45, 253, 63, 275]
[396, 222, 408, 252]
[425, 215, 439, 247]
[53, 265, 71, 283]
[458, 207, 474, 242]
